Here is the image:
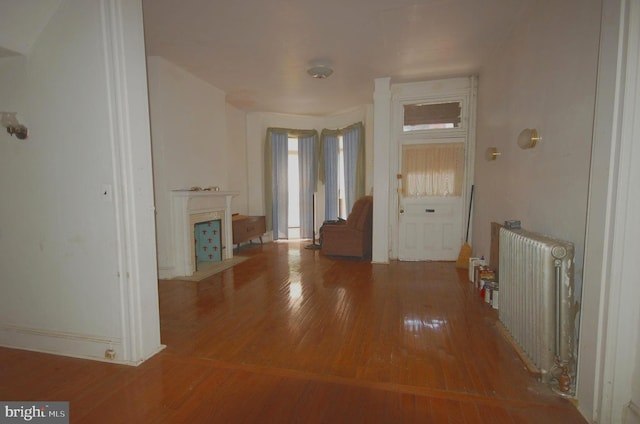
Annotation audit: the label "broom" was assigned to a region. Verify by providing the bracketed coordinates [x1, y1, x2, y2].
[456, 185, 474, 269]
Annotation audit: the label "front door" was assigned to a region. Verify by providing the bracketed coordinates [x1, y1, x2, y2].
[398, 141, 465, 261]
[398, 196, 463, 261]
[390, 77, 476, 262]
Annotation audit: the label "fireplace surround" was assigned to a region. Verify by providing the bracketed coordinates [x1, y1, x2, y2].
[169, 190, 239, 278]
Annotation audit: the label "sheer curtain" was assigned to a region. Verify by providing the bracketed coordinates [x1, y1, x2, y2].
[402, 142, 465, 197]
[321, 132, 339, 220]
[319, 122, 365, 219]
[264, 128, 318, 240]
[298, 134, 316, 239]
[342, 124, 362, 214]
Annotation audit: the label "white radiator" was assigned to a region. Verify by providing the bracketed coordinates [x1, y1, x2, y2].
[498, 227, 575, 388]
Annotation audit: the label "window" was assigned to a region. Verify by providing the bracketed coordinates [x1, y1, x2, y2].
[321, 122, 364, 220]
[337, 136, 347, 218]
[401, 142, 465, 197]
[403, 101, 462, 132]
[288, 137, 301, 239]
[265, 128, 317, 241]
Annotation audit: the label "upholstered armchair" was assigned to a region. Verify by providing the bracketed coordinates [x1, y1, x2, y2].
[321, 196, 373, 258]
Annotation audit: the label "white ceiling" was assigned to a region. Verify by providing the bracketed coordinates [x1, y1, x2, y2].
[2, 1, 531, 115]
[143, 0, 530, 115]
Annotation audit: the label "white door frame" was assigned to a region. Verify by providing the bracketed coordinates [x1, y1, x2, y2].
[578, 0, 640, 422]
[388, 77, 477, 260]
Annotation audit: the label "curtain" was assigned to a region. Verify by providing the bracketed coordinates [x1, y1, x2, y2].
[271, 132, 289, 239]
[349, 122, 366, 202]
[343, 125, 360, 214]
[319, 122, 365, 218]
[264, 130, 275, 233]
[298, 134, 316, 239]
[321, 133, 339, 220]
[264, 128, 318, 239]
[401, 142, 465, 197]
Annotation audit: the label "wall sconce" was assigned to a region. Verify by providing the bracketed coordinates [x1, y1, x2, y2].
[517, 128, 540, 149]
[485, 147, 501, 161]
[1, 112, 29, 140]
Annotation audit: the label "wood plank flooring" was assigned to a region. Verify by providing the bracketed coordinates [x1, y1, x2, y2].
[0, 241, 587, 423]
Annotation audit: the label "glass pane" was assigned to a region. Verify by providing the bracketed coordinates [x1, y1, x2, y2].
[288, 138, 300, 235]
[401, 143, 465, 197]
[403, 102, 462, 132]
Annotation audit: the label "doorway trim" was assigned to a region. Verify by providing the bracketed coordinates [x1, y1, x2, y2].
[388, 77, 477, 260]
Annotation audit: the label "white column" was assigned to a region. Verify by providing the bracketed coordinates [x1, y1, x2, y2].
[372, 78, 391, 264]
[101, 0, 163, 363]
[578, 0, 640, 421]
[224, 194, 234, 260]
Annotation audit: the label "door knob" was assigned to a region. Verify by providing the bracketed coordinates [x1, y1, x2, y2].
[400, 209, 404, 214]
[425, 209, 435, 213]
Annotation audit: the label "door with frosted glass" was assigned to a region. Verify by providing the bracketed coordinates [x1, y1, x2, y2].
[398, 142, 465, 261]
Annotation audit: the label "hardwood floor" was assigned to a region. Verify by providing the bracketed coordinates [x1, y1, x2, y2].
[0, 241, 587, 423]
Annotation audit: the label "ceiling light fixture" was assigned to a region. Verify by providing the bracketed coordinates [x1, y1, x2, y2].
[307, 65, 333, 79]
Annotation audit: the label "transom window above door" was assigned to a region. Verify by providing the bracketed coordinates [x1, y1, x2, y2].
[403, 101, 462, 132]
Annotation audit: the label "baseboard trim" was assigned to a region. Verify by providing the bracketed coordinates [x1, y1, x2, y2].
[158, 266, 176, 279]
[0, 324, 153, 366]
[626, 401, 640, 424]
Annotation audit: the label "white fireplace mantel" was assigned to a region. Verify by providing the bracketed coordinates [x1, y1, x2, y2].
[169, 190, 239, 278]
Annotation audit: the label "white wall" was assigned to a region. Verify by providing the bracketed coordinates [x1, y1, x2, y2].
[226, 104, 249, 214]
[473, 0, 602, 418]
[0, 0, 161, 364]
[147, 56, 248, 276]
[472, 0, 601, 299]
[0, 1, 63, 55]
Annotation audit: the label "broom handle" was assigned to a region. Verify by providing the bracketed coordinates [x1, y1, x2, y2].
[465, 185, 474, 243]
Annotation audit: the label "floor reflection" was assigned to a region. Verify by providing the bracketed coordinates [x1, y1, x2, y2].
[288, 280, 303, 308]
[403, 315, 447, 332]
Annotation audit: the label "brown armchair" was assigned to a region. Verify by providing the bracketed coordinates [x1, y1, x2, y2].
[321, 196, 373, 258]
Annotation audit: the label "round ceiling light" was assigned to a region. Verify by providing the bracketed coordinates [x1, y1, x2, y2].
[307, 65, 333, 79]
